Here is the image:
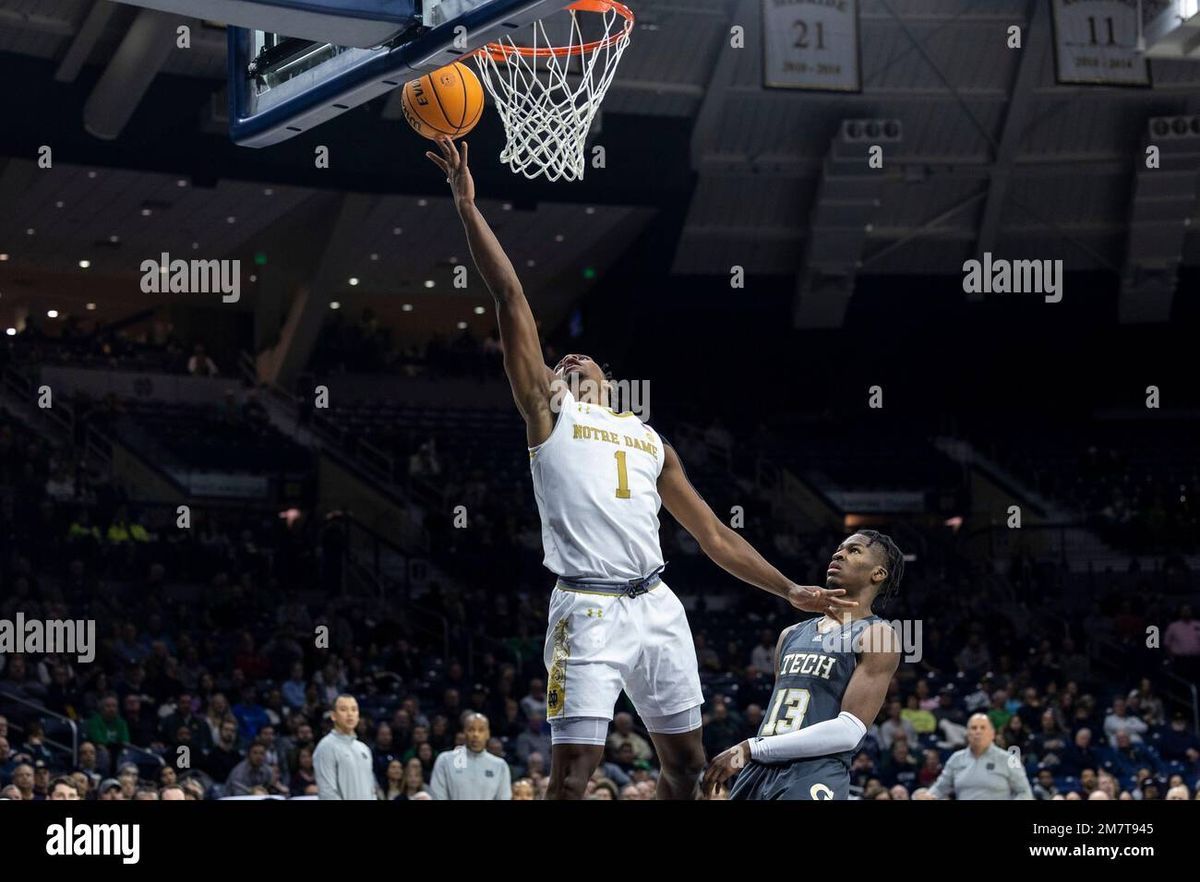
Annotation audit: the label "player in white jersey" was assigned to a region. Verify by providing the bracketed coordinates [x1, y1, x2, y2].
[428, 138, 854, 799]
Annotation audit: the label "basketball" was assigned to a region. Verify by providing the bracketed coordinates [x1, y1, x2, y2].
[401, 62, 485, 140]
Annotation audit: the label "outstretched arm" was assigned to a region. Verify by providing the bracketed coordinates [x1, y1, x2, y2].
[427, 137, 555, 445]
[658, 443, 856, 614]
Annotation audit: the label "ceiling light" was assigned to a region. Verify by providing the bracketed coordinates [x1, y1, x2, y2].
[348, 277, 359, 286]
[79, 260, 90, 269]
[47, 310, 59, 318]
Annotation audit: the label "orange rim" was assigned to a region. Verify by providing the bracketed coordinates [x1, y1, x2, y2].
[476, 0, 634, 61]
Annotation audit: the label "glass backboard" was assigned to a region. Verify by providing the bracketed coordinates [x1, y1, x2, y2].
[228, 0, 566, 147]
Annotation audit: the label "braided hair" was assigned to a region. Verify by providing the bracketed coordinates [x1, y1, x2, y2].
[857, 530, 905, 614]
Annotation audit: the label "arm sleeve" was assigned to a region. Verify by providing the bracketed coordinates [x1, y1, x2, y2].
[496, 762, 512, 800]
[428, 755, 450, 801]
[312, 745, 340, 800]
[748, 712, 866, 763]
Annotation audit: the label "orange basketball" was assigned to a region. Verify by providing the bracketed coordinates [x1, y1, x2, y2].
[401, 62, 485, 140]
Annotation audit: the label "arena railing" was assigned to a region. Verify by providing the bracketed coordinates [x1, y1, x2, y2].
[0, 690, 80, 770]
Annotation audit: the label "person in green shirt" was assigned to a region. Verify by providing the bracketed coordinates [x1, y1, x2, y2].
[900, 694, 937, 735]
[85, 694, 130, 747]
[987, 688, 1013, 733]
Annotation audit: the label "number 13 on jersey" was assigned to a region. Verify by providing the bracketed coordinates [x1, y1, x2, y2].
[763, 688, 811, 736]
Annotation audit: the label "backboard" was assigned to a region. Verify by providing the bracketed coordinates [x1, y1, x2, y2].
[227, 0, 567, 147]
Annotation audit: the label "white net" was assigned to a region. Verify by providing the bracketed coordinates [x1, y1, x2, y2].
[473, 2, 633, 183]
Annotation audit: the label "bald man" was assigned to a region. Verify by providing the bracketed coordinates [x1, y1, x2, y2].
[429, 713, 511, 800]
[918, 713, 1032, 800]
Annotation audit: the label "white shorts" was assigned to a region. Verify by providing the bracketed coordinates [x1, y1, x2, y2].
[543, 581, 704, 722]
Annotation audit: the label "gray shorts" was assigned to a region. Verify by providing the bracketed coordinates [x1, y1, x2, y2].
[727, 756, 850, 801]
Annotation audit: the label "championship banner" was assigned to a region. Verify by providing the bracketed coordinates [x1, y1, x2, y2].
[1051, 0, 1159, 86]
[763, 0, 861, 91]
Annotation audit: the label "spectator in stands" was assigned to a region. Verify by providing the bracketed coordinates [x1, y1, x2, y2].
[204, 719, 243, 783]
[85, 693, 130, 748]
[49, 776, 80, 800]
[1164, 605, 1200, 680]
[1104, 696, 1149, 746]
[11, 763, 35, 800]
[97, 778, 123, 800]
[882, 740, 920, 791]
[750, 629, 775, 672]
[429, 713, 510, 801]
[18, 721, 53, 766]
[162, 691, 210, 751]
[1032, 768, 1058, 800]
[878, 700, 917, 752]
[115, 763, 139, 800]
[123, 694, 157, 748]
[900, 694, 936, 737]
[1060, 727, 1104, 777]
[1127, 678, 1164, 728]
[1156, 711, 1200, 767]
[289, 746, 319, 797]
[233, 686, 270, 743]
[607, 712, 653, 763]
[0, 737, 13, 785]
[204, 693, 234, 746]
[955, 632, 991, 677]
[519, 678, 546, 720]
[187, 344, 219, 377]
[703, 697, 747, 757]
[917, 749, 942, 789]
[515, 711, 551, 767]
[282, 661, 308, 710]
[227, 740, 281, 796]
[392, 758, 430, 800]
[1110, 731, 1159, 779]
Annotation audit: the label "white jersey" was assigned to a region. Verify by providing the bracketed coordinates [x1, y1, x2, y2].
[529, 389, 666, 582]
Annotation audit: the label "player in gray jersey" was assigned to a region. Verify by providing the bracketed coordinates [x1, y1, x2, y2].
[704, 531, 906, 800]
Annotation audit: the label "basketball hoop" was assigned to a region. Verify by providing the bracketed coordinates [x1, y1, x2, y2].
[473, 0, 634, 182]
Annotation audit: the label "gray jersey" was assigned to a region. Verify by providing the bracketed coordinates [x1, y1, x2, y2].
[312, 730, 378, 800]
[730, 615, 883, 801]
[928, 744, 1034, 800]
[429, 747, 512, 800]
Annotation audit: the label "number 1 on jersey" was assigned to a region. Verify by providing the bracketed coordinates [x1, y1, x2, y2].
[614, 450, 631, 499]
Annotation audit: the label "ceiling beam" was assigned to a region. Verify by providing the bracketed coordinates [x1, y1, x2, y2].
[82, 9, 179, 140]
[56, 1, 118, 83]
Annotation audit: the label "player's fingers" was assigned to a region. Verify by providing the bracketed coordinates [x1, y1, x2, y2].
[820, 588, 848, 596]
[436, 136, 457, 167]
[425, 153, 450, 175]
[461, 140, 470, 167]
[827, 597, 859, 607]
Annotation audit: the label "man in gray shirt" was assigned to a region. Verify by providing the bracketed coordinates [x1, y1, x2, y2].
[430, 713, 511, 800]
[917, 713, 1033, 800]
[313, 695, 378, 800]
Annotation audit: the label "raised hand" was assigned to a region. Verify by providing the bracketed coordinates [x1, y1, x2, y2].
[787, 585, 859, 616]
[425, 136, 475, 206]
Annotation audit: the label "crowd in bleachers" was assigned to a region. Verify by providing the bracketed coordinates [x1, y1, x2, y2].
[4, 395, 1199, 801]
[977, 421, 1200, 554]
[2, 319, 1199, 801]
